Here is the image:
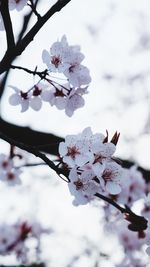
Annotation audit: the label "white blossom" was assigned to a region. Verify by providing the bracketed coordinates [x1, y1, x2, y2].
[68, 168, 100, 205]
[0, 153, 22, 186]
[42, 35, 70, 73]
[2, 168, 22, 186]
[42, 83, 88, 116]
[42, 35, 91, 87]
[91, 141, 116, 175]
[9, 0, 27, 11]
[59, 133, 93, 168]
[117, 165, 146, 206]
[9, 85, 45, 112]
[97, 161, 122, 195]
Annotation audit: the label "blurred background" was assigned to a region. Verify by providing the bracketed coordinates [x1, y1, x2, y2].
[0, 0, 150, 266]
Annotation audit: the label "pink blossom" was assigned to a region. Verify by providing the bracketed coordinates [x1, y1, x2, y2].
[68, 168, 100, 205]
[9, 85, 43, 112]
[98, 161, 122, 195]
[117, 165, 146, 206]
[42, 35, 70, 73]
[59, 133, 93, 167]
[9, 0, 27, 11]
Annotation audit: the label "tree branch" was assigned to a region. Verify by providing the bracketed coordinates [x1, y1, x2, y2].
[10, 64, 48, 79]
[0, 0, 72, 74]
[95, 192, 148, 232]
[0, 128, 69, 182]
[28, 0, 41, 20]
[0, 0, 15, 49]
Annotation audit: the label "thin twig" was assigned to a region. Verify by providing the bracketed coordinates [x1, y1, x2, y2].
[0, 0, 72, 74]
[10, 64, 48, 79]
[95, 192, 148, 232]
[0, 131, 69, 182]
[28, 0, 41, 20]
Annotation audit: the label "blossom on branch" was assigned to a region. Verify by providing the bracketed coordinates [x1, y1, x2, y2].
[59, 127, 123, 204]
[0, 220, 49, 263]
[0, 153, 22, 186]
[42, 35, 91, 87]
[41, 83, 88, 117]
[9, 84, 46, 112]
[68, 168, 101, 206]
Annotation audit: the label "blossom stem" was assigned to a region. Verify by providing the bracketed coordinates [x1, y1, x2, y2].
[95, 192, 148, 231]
[0, 131, 69, 182]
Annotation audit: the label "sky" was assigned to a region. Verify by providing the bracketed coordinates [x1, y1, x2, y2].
[0, 0, 150, 266]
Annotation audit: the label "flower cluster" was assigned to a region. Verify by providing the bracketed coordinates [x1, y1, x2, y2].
[116, 165, 146, 207]
[0, 220, 48, 263]
[9, 36, 91, 116]
[59, 127, 122, 205]
[42, 35, 91, 87]
[0, 153, 22, 186]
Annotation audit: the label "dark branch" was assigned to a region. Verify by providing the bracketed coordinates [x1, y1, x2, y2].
[95, 192, 148, 232]
[0, 117, 150, 182]
[0, 0, 71, 74]
[10, 64, 48, 79]
[0, 0, 15, 49]
[0, 128, 69, 182]
[0, 117, 64, 155]
[28, 0, 41, 20]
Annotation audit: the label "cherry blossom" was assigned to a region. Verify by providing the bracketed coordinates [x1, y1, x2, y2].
[0, 220, 49, 262]
[59, 128, 123, 203]
[9, 85, 44, 112]
[59, 127, 107, 168]
[9, 0, 27, 11]
[42, 35, 70, 73]
[0, 153, 13, 171]
[68, 168, 100, 205]
[59, 133, 93, 168]
[117, 165, 146, 206]
[90, 141, 116, 175]
[42, 35, 91, 87]
[143, 197, 150, 257]
[42, 83, 88, 116]
[1, 168, 22, 186]
[97, 161, 122, 195]
[146, 227, 150, 256]
[0, 153, 22, 186]
[116, 221, 145, 260]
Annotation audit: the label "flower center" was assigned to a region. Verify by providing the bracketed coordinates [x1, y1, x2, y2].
[7, 172, 15, 180]
[21, 91, 28, 100]
[67, 146, 80, 159]
[94, 154, 106, 164]
[102, 169, 112, 181]
[2, 160, 9, 168]
[51, 56, 62, 68]
[33, 86, 41, 96]
[54, 88, 65, 97]
[74, 179, 83, 190]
